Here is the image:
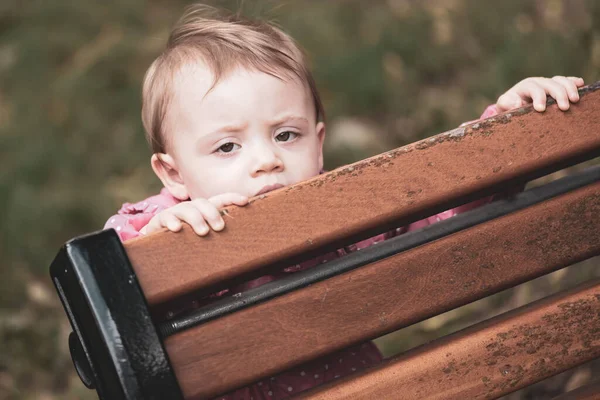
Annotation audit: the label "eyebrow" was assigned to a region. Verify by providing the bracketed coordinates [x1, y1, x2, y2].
[202, 115, 309, 141]
[269, 115, 309, 127]
[205, 122, 248, 138]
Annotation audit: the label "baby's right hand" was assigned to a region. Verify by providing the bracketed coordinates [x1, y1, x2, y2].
[140, 193, 249, 236]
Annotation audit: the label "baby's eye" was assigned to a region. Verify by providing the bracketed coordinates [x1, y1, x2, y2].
[217, 142, 240, 153]
[275, 131, 298, 142]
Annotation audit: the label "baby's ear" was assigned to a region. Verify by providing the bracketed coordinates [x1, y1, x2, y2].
[316, 121, 326, 171]
[151, 153, 190, 200]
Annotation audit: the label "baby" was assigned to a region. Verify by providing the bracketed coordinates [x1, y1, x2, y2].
[104, 4, 584, 399]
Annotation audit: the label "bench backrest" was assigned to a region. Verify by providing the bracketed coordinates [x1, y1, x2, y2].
[51, 82, 600, 399]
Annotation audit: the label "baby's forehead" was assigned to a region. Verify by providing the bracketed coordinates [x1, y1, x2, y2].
[173, 61, 303, 95]
[171, 63, 313, 116]
[165, 63, 315, 135]
[171, 61, 217, 96]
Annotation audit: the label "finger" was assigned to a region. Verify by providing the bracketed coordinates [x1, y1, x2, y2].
[514, 80, 547, 112]
[567, 76, 585, 87]
[538, 78, 570, 110]
[208, 193, 249, 208]
[159, 211, 183, 232]
[141, 215, 166, 235]
[551, 76, 579, 104]
[496, 91, 524, 112]
[191, 199, 226, 232]
[168, 204, 210, 235]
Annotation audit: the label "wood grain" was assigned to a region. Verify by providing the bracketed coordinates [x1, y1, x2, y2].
[298, 281, 600, 400]
[126, 86, 600, 306]
[164, 182, 600, 399]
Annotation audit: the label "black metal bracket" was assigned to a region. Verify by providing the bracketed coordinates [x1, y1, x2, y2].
[50, 229, 184, 400]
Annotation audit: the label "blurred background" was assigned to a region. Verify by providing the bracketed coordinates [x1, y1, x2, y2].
[1, 0, 599, 398]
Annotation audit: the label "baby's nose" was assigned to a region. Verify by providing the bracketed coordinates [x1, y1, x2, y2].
[251, 145, 283, 175]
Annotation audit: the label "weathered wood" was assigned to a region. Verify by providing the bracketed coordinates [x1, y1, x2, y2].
[126, 84, 600, 306]
[297, 280, 600, 400]
[164, 182, 600, 399]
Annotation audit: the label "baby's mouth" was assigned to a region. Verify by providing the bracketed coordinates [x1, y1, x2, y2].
[255, 183, 285, 196]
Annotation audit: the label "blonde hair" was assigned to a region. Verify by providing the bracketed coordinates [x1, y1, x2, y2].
[141, 4, 325, 153]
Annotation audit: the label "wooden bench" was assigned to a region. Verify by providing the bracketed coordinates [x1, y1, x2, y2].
[50, 82, 600, 399]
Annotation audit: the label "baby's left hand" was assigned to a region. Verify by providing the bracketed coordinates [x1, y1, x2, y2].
[497, 76, 585, 113]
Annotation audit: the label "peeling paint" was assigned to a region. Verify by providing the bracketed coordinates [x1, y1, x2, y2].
[447, 127, 466, 138]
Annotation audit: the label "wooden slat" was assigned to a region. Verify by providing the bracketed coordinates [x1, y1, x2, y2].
[164, 181, 600, 399]
[126, 84, 600, 306]
[298, 280, 600, 400]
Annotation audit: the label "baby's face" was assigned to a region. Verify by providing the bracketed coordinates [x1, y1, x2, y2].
[162, 65, 325, 200]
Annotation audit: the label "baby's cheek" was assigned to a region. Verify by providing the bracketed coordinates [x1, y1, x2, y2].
[188, 180, 239, 200]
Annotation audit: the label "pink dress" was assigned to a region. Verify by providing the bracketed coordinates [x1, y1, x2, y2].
[105, 106, 502, 399]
